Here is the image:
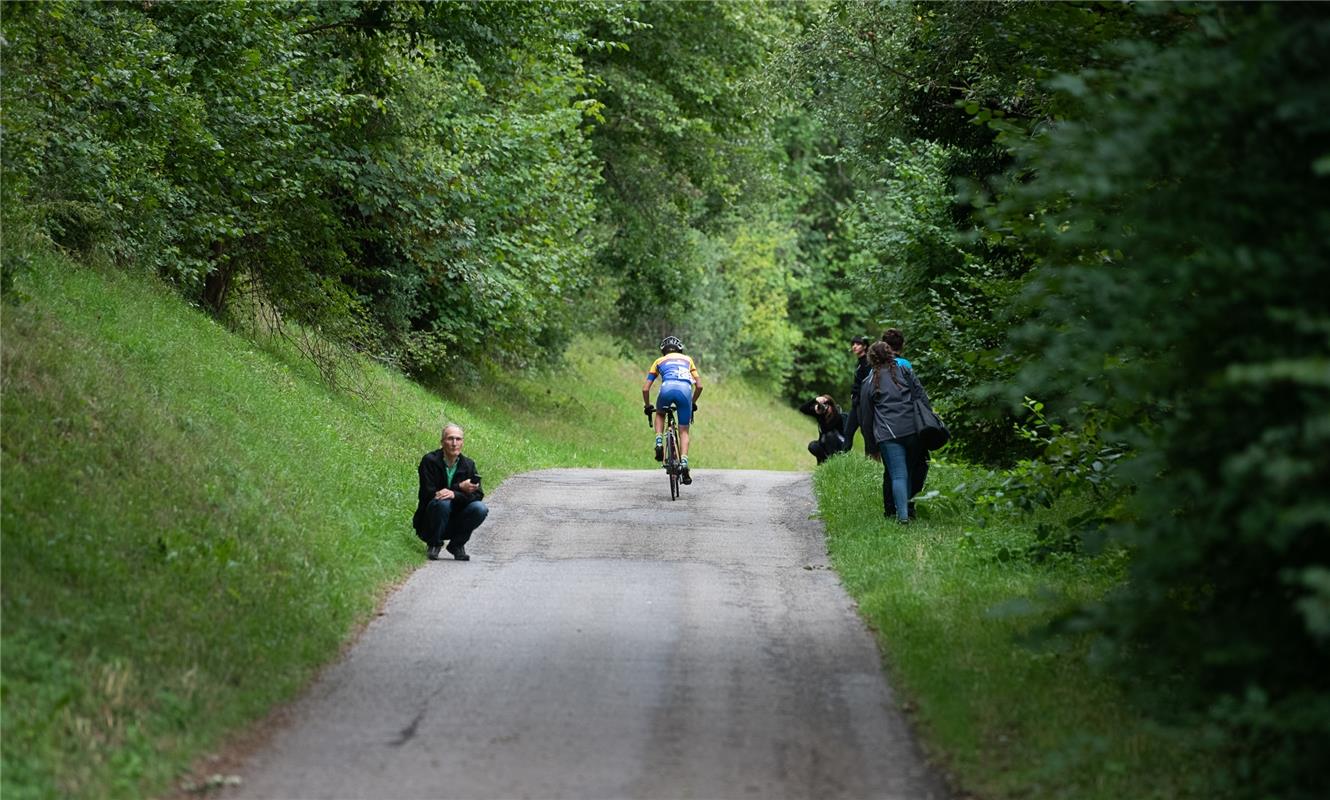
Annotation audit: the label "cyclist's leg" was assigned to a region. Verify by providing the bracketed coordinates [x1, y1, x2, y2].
[677, 401, 693, 482]
[650, 388, 667, 459]
[663, 384, 692, 454]
[677, 425, 692, 484]
[659, 383, 693, 476]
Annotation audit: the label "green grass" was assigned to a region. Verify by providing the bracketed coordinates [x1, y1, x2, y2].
[813, 454, 1215, 799]
[0, 248, 812, 799]
[436, 335, 810, 472]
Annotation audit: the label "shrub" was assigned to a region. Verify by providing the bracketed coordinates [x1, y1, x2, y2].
[1000, 6, 1330, 796]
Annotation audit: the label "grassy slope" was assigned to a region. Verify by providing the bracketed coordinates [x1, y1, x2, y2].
[0, 254, 810, 799]
[439, 337, 808, 472]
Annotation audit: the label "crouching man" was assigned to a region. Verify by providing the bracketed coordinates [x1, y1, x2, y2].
[413, 423, 487, 561]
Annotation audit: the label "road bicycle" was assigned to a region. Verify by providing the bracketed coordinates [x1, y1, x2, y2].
[650, 401, 684, 500]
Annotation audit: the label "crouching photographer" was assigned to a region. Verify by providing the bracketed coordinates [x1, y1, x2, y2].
[798, 394, 849, 465]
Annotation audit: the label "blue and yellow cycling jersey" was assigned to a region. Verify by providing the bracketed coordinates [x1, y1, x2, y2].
[646, 353, 700, 386]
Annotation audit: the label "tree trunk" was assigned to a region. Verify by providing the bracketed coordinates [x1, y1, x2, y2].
[202, 242, 231, 315]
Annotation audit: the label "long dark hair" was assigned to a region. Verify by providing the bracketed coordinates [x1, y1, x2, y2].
[867, 341, 903, 390]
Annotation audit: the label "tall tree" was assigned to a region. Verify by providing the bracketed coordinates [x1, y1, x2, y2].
[2, 1, 606, 374]
[788, 0, 1181, 460]
[996, 6, 1330, 796]
[581, 0, 803, 383]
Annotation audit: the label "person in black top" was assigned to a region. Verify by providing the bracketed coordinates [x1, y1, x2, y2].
[413, 423, 487, 561]
[844, 335, 874, 456]
[799, 393, 849, 465]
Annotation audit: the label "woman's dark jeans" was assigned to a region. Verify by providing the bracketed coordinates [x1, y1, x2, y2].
[877, 433, 923, 521]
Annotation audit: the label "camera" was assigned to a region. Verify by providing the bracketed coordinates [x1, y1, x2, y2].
[471, 475, 481, 489]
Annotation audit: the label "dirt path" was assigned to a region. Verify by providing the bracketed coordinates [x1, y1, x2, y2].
[221, 468, 948, 799]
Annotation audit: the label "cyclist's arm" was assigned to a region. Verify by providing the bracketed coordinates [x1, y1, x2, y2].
[642, 373, 656, 405]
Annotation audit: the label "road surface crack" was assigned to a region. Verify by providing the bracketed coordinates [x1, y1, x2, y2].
[390, 706, 427, 747]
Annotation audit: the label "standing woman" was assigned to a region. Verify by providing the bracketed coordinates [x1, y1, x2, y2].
[798, 393, 848, 465]
[859, 341, 930, 524]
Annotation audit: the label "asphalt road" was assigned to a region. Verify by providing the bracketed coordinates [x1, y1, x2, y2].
[222, 468, 948, 800]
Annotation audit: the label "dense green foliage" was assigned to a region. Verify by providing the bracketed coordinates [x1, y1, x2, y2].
[1, 0, 829, 386]
[3, 1, 605, 372]
[792, 2, 1329, 797]
[787, 0, 1185, 460]
[579, 1, 816, 387]
[998, 7, 1330, 796]
[4, 0, 1327, 797]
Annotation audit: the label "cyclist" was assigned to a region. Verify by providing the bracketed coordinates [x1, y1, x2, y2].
[642, 335, 703, 484]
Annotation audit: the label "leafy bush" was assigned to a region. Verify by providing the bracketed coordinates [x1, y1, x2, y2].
[996, 5, 1330, 796]
[796, 4, 1328, 792]
[786, 1, 1175, 464]
[1, 2, 606, 375]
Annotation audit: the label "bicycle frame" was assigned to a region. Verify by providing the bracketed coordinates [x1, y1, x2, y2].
[652, 402, 683, 500]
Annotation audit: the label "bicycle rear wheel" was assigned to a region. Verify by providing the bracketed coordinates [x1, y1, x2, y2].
[665, 429, 680, 500]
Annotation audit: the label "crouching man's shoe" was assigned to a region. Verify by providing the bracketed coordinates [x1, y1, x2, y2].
[426, 545, 442, 561]
[445, 543, 471, 561]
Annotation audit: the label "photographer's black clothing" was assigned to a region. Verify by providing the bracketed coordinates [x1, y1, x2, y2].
[845, 355, 873, 453]
[799, 400, 849, 464]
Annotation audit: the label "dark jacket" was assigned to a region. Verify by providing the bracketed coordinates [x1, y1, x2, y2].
[846, 354, 873, 443]
[413, 450, 484, 534]
[858, 363, 929, 444]
[849, 355, 871, 408]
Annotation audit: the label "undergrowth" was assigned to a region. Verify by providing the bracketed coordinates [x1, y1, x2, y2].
[812, 453, 1212, 800]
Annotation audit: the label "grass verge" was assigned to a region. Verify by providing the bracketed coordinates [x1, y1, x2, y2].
[813, 453, 1215, 799]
